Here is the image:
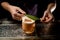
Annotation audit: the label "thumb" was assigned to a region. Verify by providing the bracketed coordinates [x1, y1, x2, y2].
[43, 11, 47, 18]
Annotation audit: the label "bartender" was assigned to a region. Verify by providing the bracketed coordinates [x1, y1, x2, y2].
[0, 0, 55, 23]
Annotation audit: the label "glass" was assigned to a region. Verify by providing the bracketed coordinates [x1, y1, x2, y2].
[22, 16, 35, 34]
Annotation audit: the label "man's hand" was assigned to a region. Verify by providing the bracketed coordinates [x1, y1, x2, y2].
[9, 6, 26, 21]
[1, 2, 26, 21]
[40, 10, 54, 23]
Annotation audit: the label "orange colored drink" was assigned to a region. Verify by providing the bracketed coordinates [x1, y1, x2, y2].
[22, 16, 35, 34]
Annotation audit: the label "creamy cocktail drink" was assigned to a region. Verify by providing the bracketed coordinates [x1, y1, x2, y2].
[22, 16, 35, 34]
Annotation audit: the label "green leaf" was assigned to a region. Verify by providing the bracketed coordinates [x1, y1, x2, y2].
[25, 14, 40, 20]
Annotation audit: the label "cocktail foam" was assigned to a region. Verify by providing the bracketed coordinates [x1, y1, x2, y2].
[22, 16, 35, 24]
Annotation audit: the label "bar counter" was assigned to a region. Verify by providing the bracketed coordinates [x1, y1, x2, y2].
[0, 19, 60, 40]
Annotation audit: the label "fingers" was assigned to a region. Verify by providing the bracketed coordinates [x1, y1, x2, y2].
[42, 11, 48, 18]
[40, 18, 45, 22]
[44, 13, 53, 22]
[17, 7, 26, 14]
[44, 17, 53, 22]
[40, 11, 48, 21]
[14, 16, 22, 21]
[14, 13, 24, 17]
[40, 17, 52, 23]
[40, 13, 53, 23]
[10, 6, 26, 21]
[12, 13, 23, 21]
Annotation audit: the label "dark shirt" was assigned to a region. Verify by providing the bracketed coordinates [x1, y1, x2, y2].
[53, 0, 60, 20]
[0, 0, 55, 19]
